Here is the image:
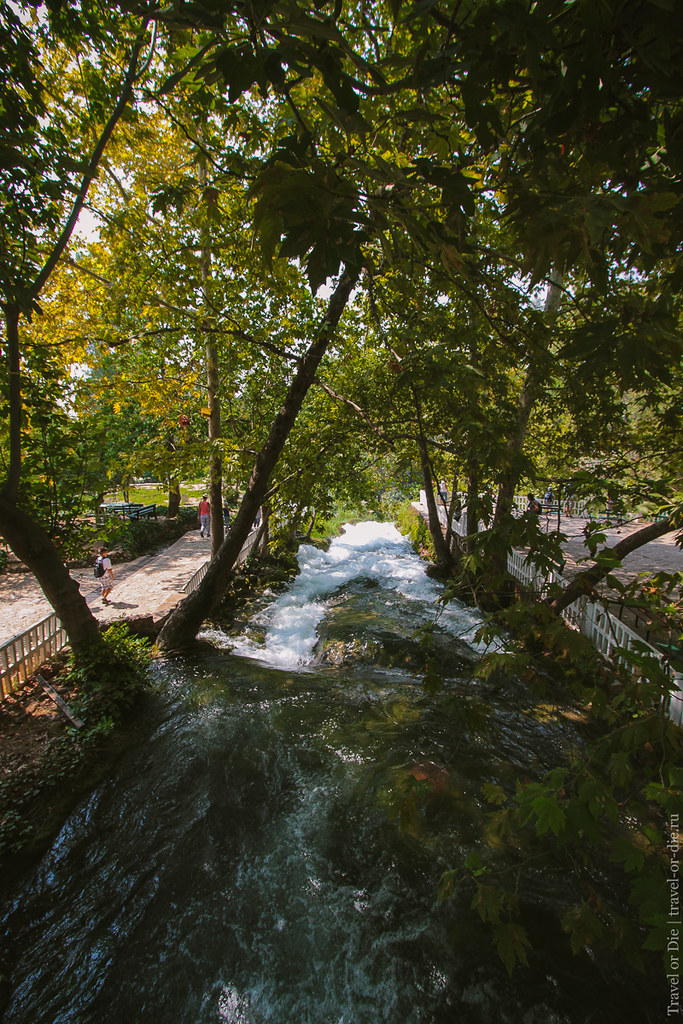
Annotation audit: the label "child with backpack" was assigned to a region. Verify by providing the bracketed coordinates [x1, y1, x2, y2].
[94, 547, 114, 604]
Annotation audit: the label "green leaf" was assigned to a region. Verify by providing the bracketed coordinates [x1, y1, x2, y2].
[471, 883, 504, 924]
[438, 868, 459, 902]
[494, 921, 531, 975]
[482, 781, 507, 805]
[531, 794, 566, 836]
[609, 836, 646, 873]
[562, 903, 605, 955]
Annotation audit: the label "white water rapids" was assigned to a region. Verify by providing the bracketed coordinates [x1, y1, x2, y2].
[209, 521, 486, 668]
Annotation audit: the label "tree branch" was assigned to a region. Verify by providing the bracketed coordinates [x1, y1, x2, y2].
[549, 514, 682, 615]
[31, 20, 152, 300]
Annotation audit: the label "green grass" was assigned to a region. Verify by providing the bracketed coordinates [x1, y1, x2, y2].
[104, 481, 207, 507]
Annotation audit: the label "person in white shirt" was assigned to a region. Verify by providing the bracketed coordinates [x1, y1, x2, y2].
[99, 547, 114, 604]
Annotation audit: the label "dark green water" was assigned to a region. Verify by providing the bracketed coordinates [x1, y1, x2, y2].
[0, 524, 666, 1022]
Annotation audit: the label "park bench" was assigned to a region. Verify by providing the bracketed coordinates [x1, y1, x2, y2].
[98, 502, 157, 523]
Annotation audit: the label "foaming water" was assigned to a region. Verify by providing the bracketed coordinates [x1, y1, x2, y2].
[0, 523, 666, 1023]
[213, 521, 484, 668]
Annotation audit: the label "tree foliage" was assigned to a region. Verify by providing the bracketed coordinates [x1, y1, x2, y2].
[1, 0, 683, 975]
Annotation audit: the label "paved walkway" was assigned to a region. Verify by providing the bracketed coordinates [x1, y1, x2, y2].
[0, 530, 212, 645]
[546, 516, 683, 584]
[416, 503, 683, 582]
[414, 500, 683, 617]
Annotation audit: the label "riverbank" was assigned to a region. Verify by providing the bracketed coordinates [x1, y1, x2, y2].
[0, 546, 299, 878]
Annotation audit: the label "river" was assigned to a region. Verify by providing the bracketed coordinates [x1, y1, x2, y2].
[0, 522, 665, 1022]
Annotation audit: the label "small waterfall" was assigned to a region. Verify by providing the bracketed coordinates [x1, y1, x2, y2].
[210, 521, 484, 668]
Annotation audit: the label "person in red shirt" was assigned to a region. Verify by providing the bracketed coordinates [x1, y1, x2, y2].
[199, 495, 210, 537]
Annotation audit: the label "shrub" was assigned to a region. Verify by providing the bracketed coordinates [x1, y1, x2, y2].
[395, 501, 436, 561]
[68, 624, 153, 725]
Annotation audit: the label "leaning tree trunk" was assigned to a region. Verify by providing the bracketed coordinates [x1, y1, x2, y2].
[0, 495, 100, 648]
[418, 438, 453, 570]
[549, 515, 679, 616]
[0, 24, 154, 656]
[1, 307, 101, 651]
[157, 266, 360, 651]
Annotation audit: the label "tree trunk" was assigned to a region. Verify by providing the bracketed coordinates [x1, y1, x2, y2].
[0, 495, 100, 648]
[443, 472, 459, 552]
[207, 344, 223, 554]
[418, 439, 453, 569]
[549, 515, 679, 615]
[3, 305, 22, 503]
[167, 478, 181, 518]
[258, 505, 270, 555]
[0, 25, 151, 656]
[253, 511, 269, 556]
[198, 138, 224, 556]
[493, 266, 564, 527]
[157, 266, 359, 651]
[465, 463, 479, 553]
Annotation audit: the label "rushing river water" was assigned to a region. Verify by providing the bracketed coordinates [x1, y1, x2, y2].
[0, 523, 665, 1022]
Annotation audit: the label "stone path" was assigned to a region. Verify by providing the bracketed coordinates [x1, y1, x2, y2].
[0, 530, 212, 645]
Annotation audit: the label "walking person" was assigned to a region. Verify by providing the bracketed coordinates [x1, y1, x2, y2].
[97, 547, 114, 604]
[199, 495, 210, 537]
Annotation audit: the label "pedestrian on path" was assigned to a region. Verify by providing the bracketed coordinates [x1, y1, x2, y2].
[98, 547, 114, 604]
[199, 495, 211, 537]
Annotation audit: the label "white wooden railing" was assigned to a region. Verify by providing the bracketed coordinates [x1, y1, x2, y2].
[0, 526, 264, 699]
[414, 491, 683, 725]
[421, 490, 592, 532]
[0, 613, 67, 699]
[506, 550, 683, 726]
[182, 526, 261, 594]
